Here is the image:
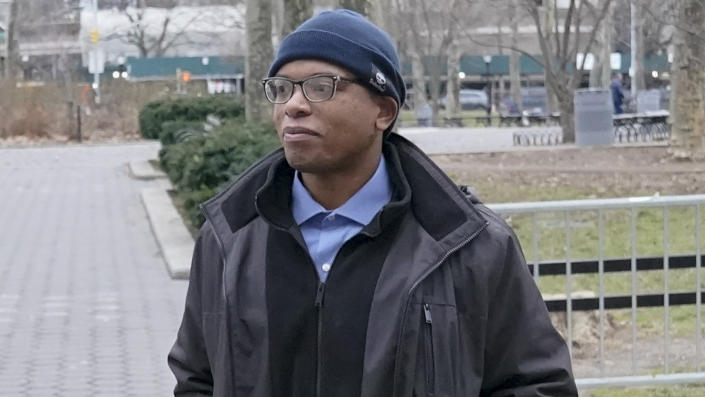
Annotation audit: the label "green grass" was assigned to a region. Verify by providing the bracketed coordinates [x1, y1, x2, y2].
[585, 384, 705, 396]
[455, 182, 705, 394]
[398, 108, 492, 127]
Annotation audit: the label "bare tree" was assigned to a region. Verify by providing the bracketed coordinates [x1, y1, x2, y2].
[669, 0, 705, 159]
[114, 1, 199, 57]
[520, 0, 613, 142]
[245, 0, 274, 123]
[392, 0, 460, 125]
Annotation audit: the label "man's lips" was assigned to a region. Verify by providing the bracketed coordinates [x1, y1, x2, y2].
[282, 127, 320, 141]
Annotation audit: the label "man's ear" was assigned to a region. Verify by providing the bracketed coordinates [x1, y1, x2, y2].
[374, 96, 399, 132]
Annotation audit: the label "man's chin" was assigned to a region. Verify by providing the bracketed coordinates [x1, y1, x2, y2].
[284, 154, 317, 174]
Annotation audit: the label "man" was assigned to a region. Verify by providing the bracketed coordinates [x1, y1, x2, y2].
[611, 73, 625, 114]
[168, 9, 577, 397]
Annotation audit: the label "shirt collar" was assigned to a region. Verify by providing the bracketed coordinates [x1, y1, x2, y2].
[291, 155, 393, 226]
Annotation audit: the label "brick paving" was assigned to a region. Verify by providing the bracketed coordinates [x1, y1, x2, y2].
[0, 142, 187, 396]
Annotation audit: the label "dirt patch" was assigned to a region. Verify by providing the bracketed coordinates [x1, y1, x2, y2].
[432, 145, 705, 202]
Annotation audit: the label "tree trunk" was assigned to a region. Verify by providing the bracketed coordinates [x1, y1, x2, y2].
[590, 0, 613, 88]
[630, 0, 646, 97]
[5, 0, 19, 79]
[428, 56, 443, 126]
[589, 51, 603, 88]
[338, 0, 370, 15]
[557, 91, 575, 143]
[409, 48, 428, 124]
[368, 0, 385, 30]
[670, 0, 705, 159]
[281, 0, 313, 38]
[542, 0, 559, 114]
[446, 41, 461, 120]
[601, 0, 613, 89]
[509, 1, 522, 112]
[272, 0, 284, 46]
[245, 0, 275, 123]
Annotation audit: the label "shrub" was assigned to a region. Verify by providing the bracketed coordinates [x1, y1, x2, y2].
[159, 120, 209, 146]
[159, 120, 280, 228]
[138, 95, 245, 140]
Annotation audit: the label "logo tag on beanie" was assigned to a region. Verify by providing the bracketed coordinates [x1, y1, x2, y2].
[368, 64, 387, 93]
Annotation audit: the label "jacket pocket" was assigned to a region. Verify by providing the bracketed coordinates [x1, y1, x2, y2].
[422, 303, 435, 396]
[412, 301, 461, 397]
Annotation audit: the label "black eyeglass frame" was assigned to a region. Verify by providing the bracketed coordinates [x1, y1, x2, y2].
[260, 74, 360, 104]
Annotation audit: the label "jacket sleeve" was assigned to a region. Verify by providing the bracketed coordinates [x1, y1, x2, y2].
[480, 226, 578, 396]
[168, 228, 216, 396]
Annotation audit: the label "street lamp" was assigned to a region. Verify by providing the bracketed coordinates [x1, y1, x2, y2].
[483, 55, 493, 120]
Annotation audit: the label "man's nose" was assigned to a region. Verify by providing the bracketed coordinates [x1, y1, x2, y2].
[284, 85, 311, 115]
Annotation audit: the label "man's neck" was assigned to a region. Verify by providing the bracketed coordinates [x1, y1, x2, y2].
[299, 156, 382, 210]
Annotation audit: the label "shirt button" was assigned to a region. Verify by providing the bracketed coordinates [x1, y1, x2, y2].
[327, 214, 335, 222]
[322, 263, 331, 272]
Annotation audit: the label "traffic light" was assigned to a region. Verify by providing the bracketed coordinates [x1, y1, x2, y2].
[181, 71, 191, 83]
[90, 29, 99, 43]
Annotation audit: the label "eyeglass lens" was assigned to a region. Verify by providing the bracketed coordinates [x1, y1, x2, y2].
[264, 76, 337, 103]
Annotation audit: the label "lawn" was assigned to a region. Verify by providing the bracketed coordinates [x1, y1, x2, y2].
[444, 165, 705, 395]
[398, 108, 496, 127]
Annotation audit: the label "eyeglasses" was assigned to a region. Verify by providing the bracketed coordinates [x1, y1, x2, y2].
[261, 74, 359, 104]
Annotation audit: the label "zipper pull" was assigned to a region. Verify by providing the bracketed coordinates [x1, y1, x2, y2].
[423, 303, 432, 324]
[315, 282, 326, 308]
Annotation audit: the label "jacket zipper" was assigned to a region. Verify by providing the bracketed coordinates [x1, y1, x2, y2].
[408, 223, 487, 295]
[315, 281, 326, 397]
[392, 222, 488, 393]
[423, 303, 435, 396]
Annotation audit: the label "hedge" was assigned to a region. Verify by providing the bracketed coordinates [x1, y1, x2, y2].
[158, 120, 208, 146]
[138, 95, 245, 140]
[159, 120, 280, 228]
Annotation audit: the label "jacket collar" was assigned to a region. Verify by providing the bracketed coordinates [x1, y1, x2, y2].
[291, 154, 393, 227]
[201, 133, 487, 246]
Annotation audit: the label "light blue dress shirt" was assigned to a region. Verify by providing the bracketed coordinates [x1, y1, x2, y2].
[291, 155, 393, 282]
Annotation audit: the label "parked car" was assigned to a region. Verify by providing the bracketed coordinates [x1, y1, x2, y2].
[440, 89, 489, 110]
[499, 87, 549, 117]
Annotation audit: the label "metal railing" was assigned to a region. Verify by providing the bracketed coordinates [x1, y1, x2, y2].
[487, 194, 705, 389]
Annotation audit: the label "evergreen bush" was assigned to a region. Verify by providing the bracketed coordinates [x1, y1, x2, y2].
[159, 120, 280, 228]
[138, 95, 245, 140]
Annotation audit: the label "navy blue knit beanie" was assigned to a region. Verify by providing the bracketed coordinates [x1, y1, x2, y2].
[268, 9, 406, 113]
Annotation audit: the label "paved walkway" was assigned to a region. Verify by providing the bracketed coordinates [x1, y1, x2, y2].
[0, 142, 186, 396]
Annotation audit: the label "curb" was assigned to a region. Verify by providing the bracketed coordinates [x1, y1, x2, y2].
[140, 187, 194, 280]
[129, 160, 167, 180]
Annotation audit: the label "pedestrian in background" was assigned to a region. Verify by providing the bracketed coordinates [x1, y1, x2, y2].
[168, 9, 577, 396]
[611, 73, 625, 114]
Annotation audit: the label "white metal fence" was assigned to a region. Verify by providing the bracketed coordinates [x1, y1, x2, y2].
[487, 194, 705, 389]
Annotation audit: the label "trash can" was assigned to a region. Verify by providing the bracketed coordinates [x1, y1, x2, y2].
[636, 89, 661, 113]
[415, 103, 433, 127]
[574, 89, 613, 146]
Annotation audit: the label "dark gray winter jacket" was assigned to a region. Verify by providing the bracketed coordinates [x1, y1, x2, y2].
[168, 133, 577, 396]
